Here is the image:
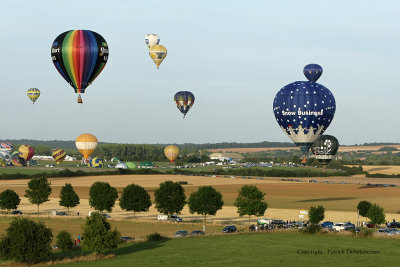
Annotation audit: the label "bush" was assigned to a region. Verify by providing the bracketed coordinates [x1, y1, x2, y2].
[82, 212, 120, 254]
[56, 231, 73, 251]
[0, 218, 52, 264]
[146, 232, 164, 241]
[303, 224, 321, 234]
[358, 228, 375, 238]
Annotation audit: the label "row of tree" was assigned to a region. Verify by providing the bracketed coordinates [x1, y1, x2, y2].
[0, 177, 269, 224]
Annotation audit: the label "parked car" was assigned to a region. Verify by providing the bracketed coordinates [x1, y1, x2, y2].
[377, 228, 395, 235]
[102, 213, 111, 218]
[387, 222, 400, 228]
[222, 225, 237, 233]
[174, 230, 188, 237]
[11, 210, 22, 215]
[367, 223, 376, 228]
[56, 211, 68, 216]
[332, 223, 346, 231]
[170, 215, 183, 222]
[388, 228, 400, 235]
[270, 219, 287, 228]
[191, 230, 205, 236]
[120, 236, 134, 242]
[321, 221, 334, 228]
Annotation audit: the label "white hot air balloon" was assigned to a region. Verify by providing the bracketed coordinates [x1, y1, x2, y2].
[145, 33, 160, 48]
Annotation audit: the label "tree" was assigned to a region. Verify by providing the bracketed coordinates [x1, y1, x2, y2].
[308, 205, 325, 225]
[367, 204, 386, 226]
[154, 181, 186, 222]
[82, 212, 120, 254]
[119, 184, 151, 218]
[233, 185, 268, 225]
[0, 190, 20, 213]
[56, 231, 73, 251]
[89, 182, 118, 212]
[59, 183, 80, 213]
[357, 200, 372, 218]
[24, 177, 52, 215]
[0, 218, 52, 264]
[188, 186, 224, 224]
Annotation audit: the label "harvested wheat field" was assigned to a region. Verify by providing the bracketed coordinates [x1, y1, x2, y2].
[360, 165, 400, 175]
[2, 174, 400, 224]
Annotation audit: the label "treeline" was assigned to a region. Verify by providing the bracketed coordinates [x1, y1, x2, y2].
[173, 167, 352, 177]
[365, 173, 400, 178]
[174, 141, 295, 150]
[0, 168, 164, 180]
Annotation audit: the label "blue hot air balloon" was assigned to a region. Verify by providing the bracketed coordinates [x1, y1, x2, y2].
[273, 81, 336, 154]
[174, 91, 195, 118]
[303, 64, 323, 82]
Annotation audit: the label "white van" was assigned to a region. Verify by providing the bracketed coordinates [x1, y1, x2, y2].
[158, 215, 168, 221]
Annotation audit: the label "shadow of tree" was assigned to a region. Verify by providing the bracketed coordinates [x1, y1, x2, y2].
[116, 239, 170, 256]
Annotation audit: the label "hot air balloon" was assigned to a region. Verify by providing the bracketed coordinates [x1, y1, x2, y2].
[149, 44, 167, 69]
[0, 151, 11, 162]
[174, 91, 195, 118]
[89, 157, 104, 168]
[273, 81, 336, 154]
[75, 133, 98, 159]
[27, 88, 40, 104]
[0, 142, 13, 151]
[12, 153, 26, 167]
[51, 30, 109, 103]
[52, 148, 66, 165]
[18, 145, 34, 161]
[164, 145, 179, 162]
[311, 135, 339, 166]
[145, 33, 160, 48]
[115, 162, 127, 169]
[303, 64, 323, 83]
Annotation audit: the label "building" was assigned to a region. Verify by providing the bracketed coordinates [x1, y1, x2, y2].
[209, 152, 244, 162]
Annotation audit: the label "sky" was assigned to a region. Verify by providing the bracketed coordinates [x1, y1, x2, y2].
[0, 0, 399, 145]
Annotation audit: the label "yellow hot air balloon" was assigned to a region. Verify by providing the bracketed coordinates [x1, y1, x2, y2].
[164, 145, 179, 162]
[149, 44, 167, 69]
[75, 133, 98, 159]
[27, 88, 40, 104]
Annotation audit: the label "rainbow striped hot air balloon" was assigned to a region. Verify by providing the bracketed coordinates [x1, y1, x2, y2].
[75, 133, 98, 159]
[27, 88, 40, 104]
[18, 145, 34, 161]
[0, 142, 13, 151]
[51, 30, 109, 103]
[52, 148, 66, 165]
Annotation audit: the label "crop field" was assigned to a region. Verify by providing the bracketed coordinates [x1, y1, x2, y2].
[2, 174, 400, 225]
[53, 232, 400, 266]
[360, 165, 400, 175]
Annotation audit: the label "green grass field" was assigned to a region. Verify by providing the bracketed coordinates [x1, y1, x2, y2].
[54, 232, 400, 266]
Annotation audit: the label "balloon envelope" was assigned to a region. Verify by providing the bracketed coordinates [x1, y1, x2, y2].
[125, 162, 137, 169]
[0, 151, 11, 162]
[18, 145, 34, 161]
[27, 88, 40, 104]
[52, 148, 66, 164]
[89, 157, 103, 168]
[303, 64, 323, 83]
[164, 145, 179, 162]
[174, 91, 195, 118]
[75, 133, 98, 159]
[149, 44, 167, 69]
[51, 30, 109, 96]
[0, 142, 13, 151]
[12, 153, 26, 167]
[311, 135, 339, 165]
[115, 162, 127, 169]
[273, 81, 336, 154]
[145, 33, 160, 48]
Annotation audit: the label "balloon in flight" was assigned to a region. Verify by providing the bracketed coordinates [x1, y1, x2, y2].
[311, 135, 339, 165]
[75, 133, 98, 159]
[273, 79, 336, 154]
[174, 91, 195, 118]
[51, 30, 109, 103]
[164, 145, 179, 162]
[18, 145, 34, 161]
[52, 148, 67, 165]
[145, 33, 160, 48]
[149, 44, 167, 69]
[303, 64, 323, 83]
[27, 88, 40, 104]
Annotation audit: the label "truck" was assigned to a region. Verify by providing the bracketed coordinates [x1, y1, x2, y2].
[157, 214, 183, 222]
[158, 215, 168, 221]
